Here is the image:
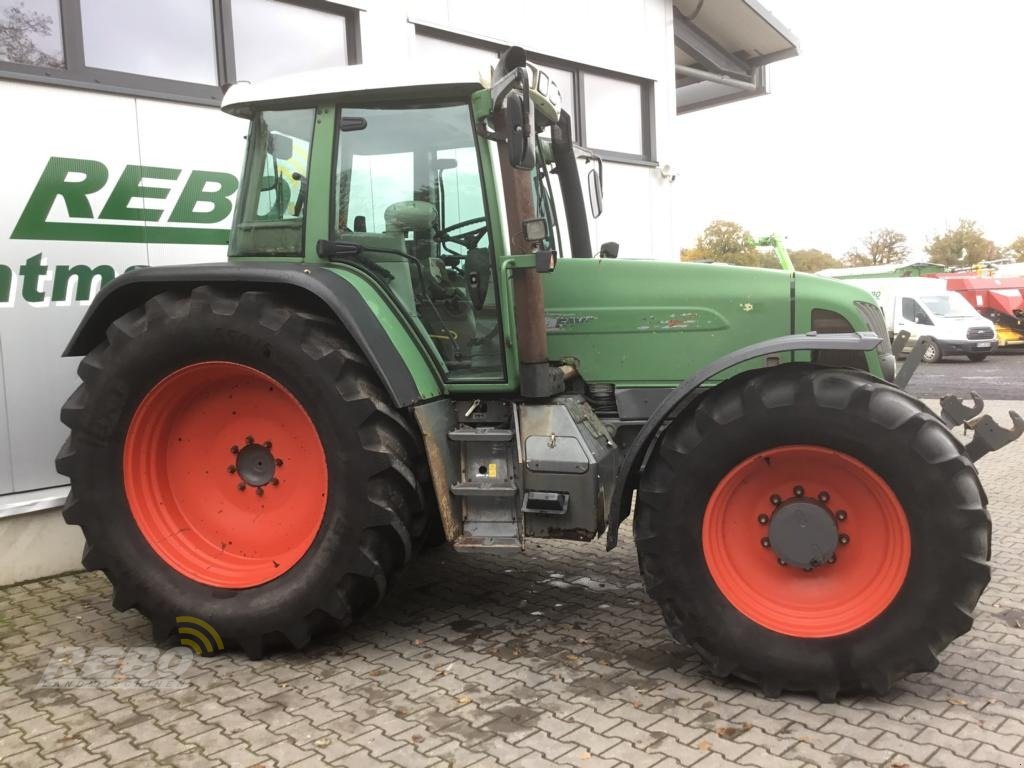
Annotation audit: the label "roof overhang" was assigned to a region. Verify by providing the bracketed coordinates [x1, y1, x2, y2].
[674, 0, 799, 114]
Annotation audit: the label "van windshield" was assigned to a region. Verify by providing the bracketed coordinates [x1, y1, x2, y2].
[919, 293, 977, 319]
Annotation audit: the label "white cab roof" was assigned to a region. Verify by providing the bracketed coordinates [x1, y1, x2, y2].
[222, 64, 484, 117]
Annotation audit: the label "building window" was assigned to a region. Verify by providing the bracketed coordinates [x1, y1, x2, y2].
[413, 27, 654, 164]
[0, 0, 64, 68]
[0, 0, 360, 104]
[581, 73, 644, 156]
[81, 0, 218, 85]
[231, 0, 348, 82]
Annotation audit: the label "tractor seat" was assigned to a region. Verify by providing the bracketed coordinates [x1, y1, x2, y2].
[384, 200, 437, 234]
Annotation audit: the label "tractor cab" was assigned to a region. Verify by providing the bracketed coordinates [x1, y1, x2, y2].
[223, 53, 584, 388]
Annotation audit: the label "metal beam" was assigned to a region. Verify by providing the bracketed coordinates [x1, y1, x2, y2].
[673, 7, 751, 79]
[675, 64, 757, 91]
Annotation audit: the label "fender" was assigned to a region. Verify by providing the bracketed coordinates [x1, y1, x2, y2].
[605, 331, 883, 550]
[64, 262, 444, 407]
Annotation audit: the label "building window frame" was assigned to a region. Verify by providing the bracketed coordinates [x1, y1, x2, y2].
[413, 24, 657, 166]
[0, 0, 361, 106]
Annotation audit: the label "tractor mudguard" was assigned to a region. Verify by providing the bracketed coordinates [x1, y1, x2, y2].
[605, 331, 883, 550]
[64, 262, 443, 407]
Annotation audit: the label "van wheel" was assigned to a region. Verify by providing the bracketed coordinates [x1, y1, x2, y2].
[967, 353, 988, 362]
[634, 364, 990, 700]
[56, 287, 427, 657]
[920, 337, 942, 363]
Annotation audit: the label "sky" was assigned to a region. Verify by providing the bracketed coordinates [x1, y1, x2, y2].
[672, 0, 1024, 259]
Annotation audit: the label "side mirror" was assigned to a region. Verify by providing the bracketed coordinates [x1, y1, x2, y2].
[598, 242, 619, 259]
[588, 167, 603, 218]
[504, 90, 536, 170]
[268, 132, 293, 160]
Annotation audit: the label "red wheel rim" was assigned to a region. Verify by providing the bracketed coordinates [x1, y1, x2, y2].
[123, 362, 328, 588]
[702, 445, 910, 638]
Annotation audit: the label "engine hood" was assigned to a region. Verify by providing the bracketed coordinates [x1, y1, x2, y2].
[540, 259, 794, 387]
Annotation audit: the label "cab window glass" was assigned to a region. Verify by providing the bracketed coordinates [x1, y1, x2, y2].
[230, 108, 315, 257]
[333, 104, 503, 381]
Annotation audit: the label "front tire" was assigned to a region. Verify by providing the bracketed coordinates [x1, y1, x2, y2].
[56, 287, 427, 657]
[635, 364, 990, 699]
[920, 337, 942, 363]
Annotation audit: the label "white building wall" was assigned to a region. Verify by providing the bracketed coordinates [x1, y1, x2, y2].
[0, 0, 681, 585]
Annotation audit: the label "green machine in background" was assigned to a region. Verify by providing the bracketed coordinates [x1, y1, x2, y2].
[56, 49, 1019, 700]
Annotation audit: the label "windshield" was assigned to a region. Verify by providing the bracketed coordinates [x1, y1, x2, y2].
[919, 292, 978, 318]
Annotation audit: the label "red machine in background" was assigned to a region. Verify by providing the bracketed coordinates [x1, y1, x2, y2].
[930, 272, 1024, 347]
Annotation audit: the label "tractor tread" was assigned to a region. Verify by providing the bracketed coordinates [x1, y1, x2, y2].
[635, 364, 990, 699]
[56, 286, 429, 656]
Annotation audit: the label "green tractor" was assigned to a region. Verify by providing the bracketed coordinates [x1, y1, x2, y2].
[56, 49, 1018, 699]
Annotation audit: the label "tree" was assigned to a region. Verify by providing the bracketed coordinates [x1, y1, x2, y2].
[925, 219, 999, 267]
[843, 229, 910, 266]
[788, 248, 840, 273]
[1005, 235, 1024, 263]
[0, 2, 62, 68]
[680, 220, 770, 267]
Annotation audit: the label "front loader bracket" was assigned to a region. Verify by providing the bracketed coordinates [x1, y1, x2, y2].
[940, 391, 984, 428]
[964, 411, 1024, 462]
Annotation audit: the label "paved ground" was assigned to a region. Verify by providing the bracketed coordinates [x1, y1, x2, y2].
[906, 348, 1024, 400]
[1, 402, 1022, 768]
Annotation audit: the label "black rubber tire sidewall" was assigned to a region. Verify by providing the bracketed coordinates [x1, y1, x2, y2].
[635, 365, 990, 695]
[62, 289, 419, 647]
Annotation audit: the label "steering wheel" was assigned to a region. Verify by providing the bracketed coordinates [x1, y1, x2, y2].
[438, 216, 488, 252]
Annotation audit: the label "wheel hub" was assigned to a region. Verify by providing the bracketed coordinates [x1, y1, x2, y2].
[235, 442, 277, 488]
[768, 499, 838, 569]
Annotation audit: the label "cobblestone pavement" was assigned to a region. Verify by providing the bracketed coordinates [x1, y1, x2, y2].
[1, 402, 1022, 768]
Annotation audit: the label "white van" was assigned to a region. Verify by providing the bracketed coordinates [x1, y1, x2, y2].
[849, 277, 997, 362]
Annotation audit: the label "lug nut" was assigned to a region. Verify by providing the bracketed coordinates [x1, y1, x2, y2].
[264, 440, 272, 449]
[228, 465, 236, 474]
[839, 533, 850, 545]
[270, 478, 279, 486]
[275, 458, 284, 467]
[827, 555, 837, 564]
[761, 537, 771, 548]
[836, 510, 847, 521]
[237, 482, 246, 491]
[803, 566, 813, 572]
[230, 445, 239, 454]
[256, 487, 264, 497]
[818, 491, 830, 503]
[777, 558, 787, 566]
[245, 435, 254, 445]
[770, 494, 782, 506]
[793, 485, 804, 497]
[757, 514, 770, 525]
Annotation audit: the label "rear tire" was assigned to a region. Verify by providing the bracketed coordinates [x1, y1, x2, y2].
[635, 364, 990, 699]
[56, 287, 427, 657]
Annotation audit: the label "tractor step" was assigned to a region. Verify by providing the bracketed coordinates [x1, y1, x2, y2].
[448, 427, 514, 442]
[453, 535, 521, 553]
[447, 405, 523, 551]
[450, 480, 517, 497]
